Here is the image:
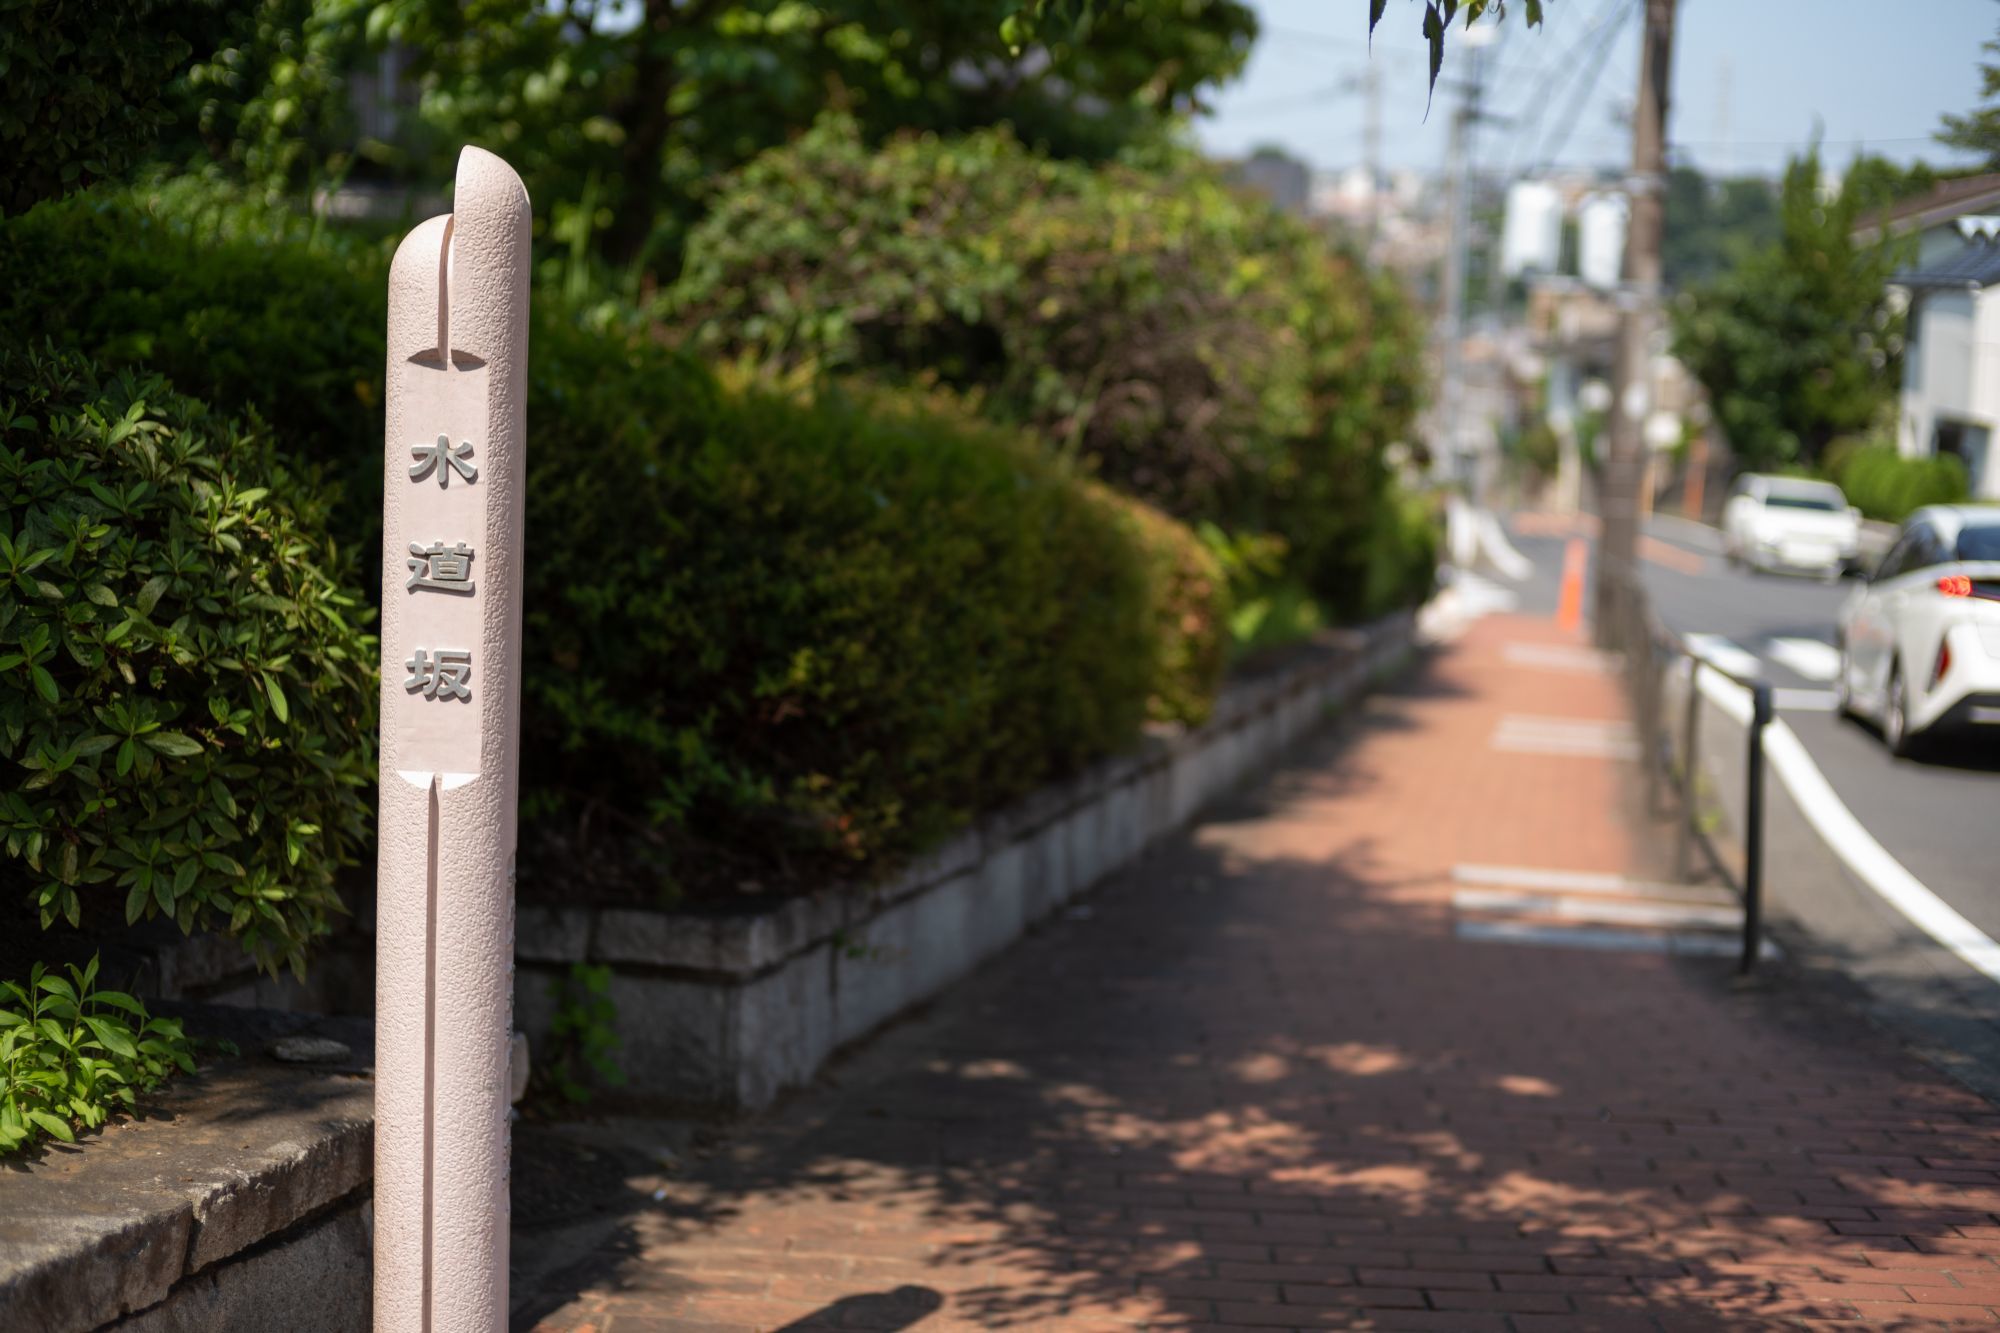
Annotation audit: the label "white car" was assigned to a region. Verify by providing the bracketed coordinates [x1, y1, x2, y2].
[1836, 505, 2000, 756]
[1722, 474, 1863, 577]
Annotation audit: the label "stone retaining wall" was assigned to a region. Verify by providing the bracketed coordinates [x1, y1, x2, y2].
[511, 613, 1415, 1109]
[0, 1012, 374, 1333]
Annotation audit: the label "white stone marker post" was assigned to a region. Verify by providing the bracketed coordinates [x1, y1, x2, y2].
[376, 146, 530, 1333]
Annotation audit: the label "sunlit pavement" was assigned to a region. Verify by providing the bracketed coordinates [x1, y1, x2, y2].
[1504, 513, 2000, 1098]
[521, 614, 2000, 1331]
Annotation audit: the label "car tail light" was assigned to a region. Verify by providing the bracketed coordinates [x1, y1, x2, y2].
[1939, 574, 1974, 597]
[1934, 638, 1953, 687]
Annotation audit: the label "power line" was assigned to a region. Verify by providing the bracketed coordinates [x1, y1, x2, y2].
[1491, 0, 1632, 180]
[1528, 0, 1639, 174]
[1221, 73, 1369, 118]
[1261, 23, 1427, 57]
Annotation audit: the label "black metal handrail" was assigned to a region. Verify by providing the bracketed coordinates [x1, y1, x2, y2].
[1598, 561, 1773, 974]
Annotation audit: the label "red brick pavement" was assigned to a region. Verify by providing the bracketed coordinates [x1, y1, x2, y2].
[524, 615, 2000, 1332]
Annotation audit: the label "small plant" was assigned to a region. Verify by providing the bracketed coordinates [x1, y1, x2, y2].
[0, 954, 196, 1155]
[533, 964, 624, 1106]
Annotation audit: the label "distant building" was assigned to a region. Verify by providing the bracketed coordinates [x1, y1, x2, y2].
[1867, 173, 2000, 500]
[1235, 150, 1310, 215]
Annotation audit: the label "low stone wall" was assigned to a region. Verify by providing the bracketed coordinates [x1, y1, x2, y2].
[512, 613, 1415, 1109]
[0, 1011, 374, 1333]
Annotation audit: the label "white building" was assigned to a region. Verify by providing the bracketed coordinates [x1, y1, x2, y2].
[1871, 174, 2000, 500]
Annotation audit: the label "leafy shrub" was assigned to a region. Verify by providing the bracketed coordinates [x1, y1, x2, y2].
[0, 2, 195, 215]
[1358, 485, 1442, 620]
[0, 348, 375, 974]
[520, 365, 1169, 898]
[670, 117, 1431, 623]
[1824, 440, 1969, 523]
[0, 185, 389, 499]
[671, 118, 1292, 517]
[0, 954, 196, 1156]
[1086, 483, 1229, 725]
[2, 188, 1230, 908]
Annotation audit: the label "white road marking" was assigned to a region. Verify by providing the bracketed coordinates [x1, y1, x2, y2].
[1492, 736, 1641, 759]
[1456, 919, 1781, 959]
[1475, 508, 1535, 580]
[1452, 864, 1735, 905]
[1502, 642, 1617, 674]
[1767, 637, 1842, 682]
[1683, 633, 1764, 682]
[1496, 714, 1636, 735]
[1453, 888, 1743, 930]
[1418, 573, 1517, 644]
[1490, 715, 1641, 760]
[1692, 666, 2000, 988]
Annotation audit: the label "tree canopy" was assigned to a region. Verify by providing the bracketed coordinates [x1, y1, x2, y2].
[1670, 151, 1908, 474]
[12, 0, 1251, 272]
[1938, 13, 2000, 168]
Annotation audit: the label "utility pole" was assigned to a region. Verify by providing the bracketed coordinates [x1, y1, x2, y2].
[1594, 0, 1677, 641]
[1437, 28, 1493, 498]
[1364, 62, 1383, 256]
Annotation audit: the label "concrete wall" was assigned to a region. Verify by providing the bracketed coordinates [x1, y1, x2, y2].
[513, 614, 1416, 1110]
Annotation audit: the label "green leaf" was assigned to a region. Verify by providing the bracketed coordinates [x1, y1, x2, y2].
[134, 575, 170, 617]
[262, 673, 288, 724]
[30, 665, 57, 704]
[27, 1110, 74, 1143]
[84, 1017, 136, 1059]
[1369, 0, 1387, 36]
[1424, 2, 1445, 96]
[88, 990, 146, 1016]
[143, 732, 202, 758]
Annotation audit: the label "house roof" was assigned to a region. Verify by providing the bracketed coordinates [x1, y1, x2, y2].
[1855, 172, 2000, 238]
[1893, 236, 2000, 291]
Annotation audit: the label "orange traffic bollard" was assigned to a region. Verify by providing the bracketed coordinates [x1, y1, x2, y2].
[1556, 537, 1587, 635]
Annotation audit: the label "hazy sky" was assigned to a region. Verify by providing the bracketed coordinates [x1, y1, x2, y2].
[1194, 0, 1997, 179]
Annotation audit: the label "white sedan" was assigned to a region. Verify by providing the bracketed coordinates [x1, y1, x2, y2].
[1836, 505, 2000, 756]
[1721, 474, 1862, 578]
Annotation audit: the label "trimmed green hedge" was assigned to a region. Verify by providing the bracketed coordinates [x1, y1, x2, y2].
[0, 348, 375, 974]
[1824, 440, 1969, 523]
[521, 370, 1174, 893]
[2, 186, 1230, 907]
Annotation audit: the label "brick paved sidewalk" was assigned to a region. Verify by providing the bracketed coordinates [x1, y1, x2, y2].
[524, 615, 2000, 1332]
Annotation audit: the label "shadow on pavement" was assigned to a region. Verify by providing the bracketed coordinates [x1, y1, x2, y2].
[513, 663, 2000, 1332]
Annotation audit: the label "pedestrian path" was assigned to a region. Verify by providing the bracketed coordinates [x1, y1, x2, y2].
[526, 615, 2000, 1332]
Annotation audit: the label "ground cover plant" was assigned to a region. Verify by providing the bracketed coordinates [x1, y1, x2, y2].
[0, 954, 197, 1156]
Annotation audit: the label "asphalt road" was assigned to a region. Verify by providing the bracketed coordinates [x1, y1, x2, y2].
[1503, 514, 2000, 935]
